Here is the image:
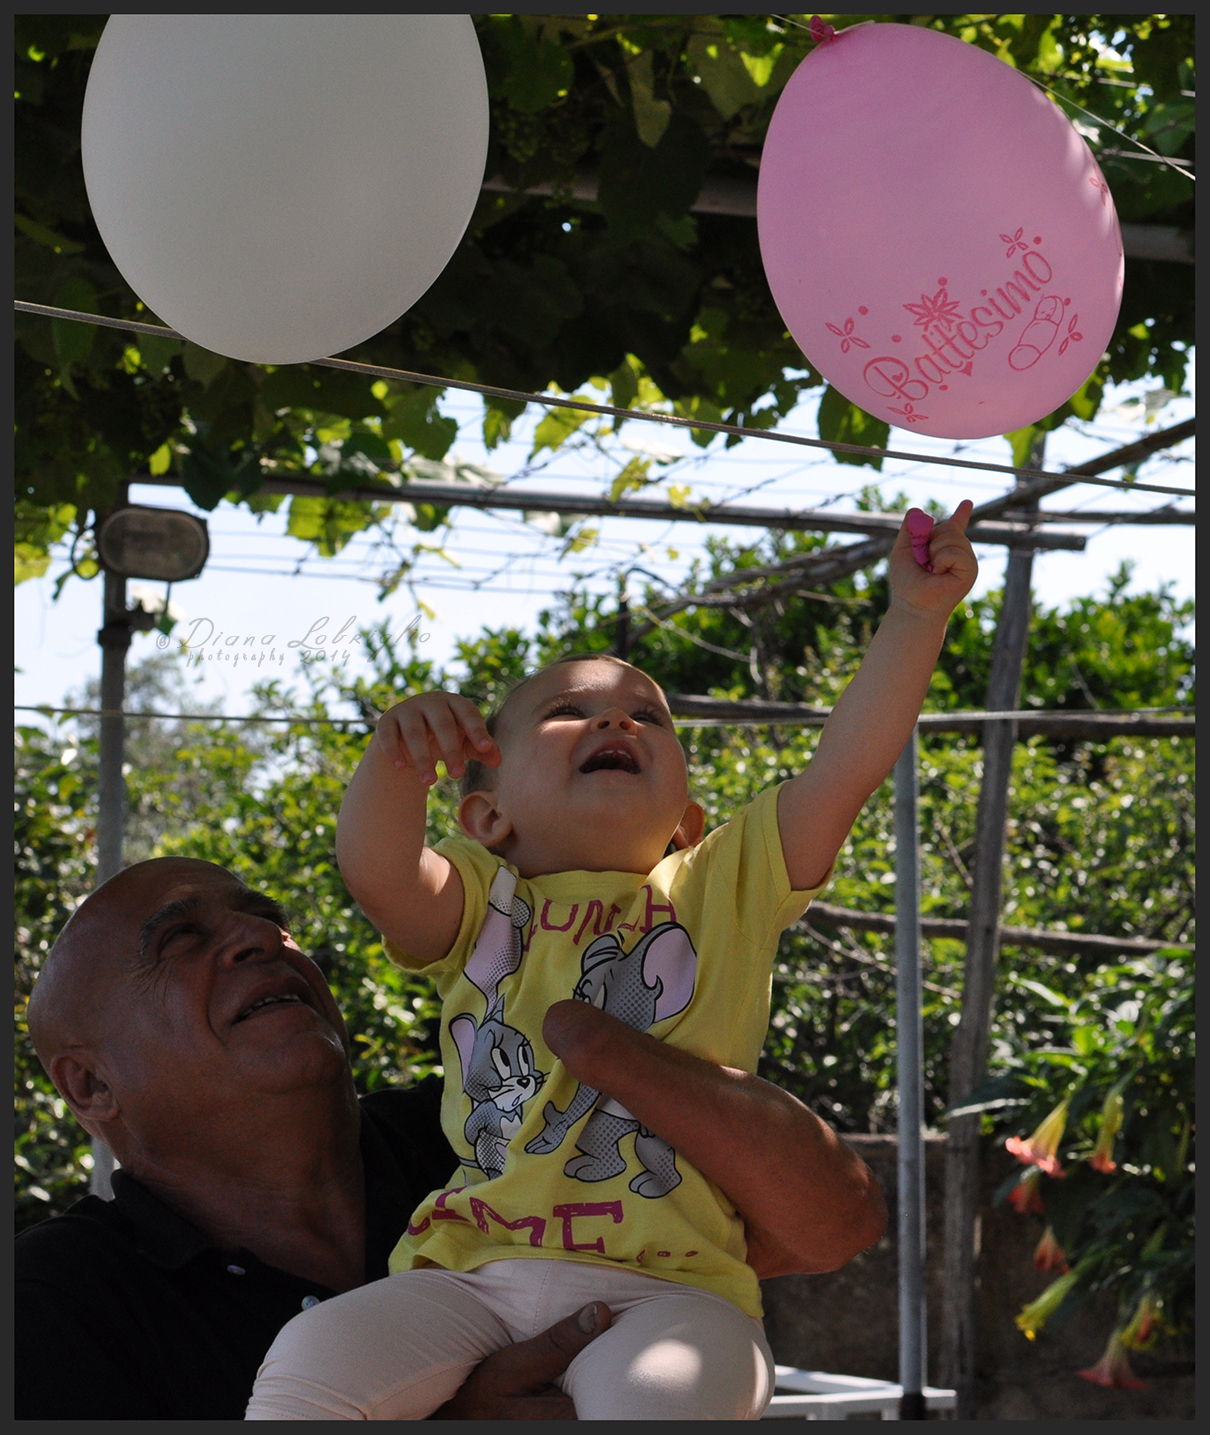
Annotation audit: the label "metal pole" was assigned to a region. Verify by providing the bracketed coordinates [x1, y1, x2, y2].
[615, 588, 630, 660]
[895, 729, 927, 1419]
[940, 436, 1043, 1415]
[96, 566, 130, 885]
[91, 491, 131, 1198]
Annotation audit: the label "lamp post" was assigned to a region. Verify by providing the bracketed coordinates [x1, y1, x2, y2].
[88, 494, 209, 1197]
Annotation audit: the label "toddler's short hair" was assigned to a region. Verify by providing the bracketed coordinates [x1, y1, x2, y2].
[459, 652, 654, 799]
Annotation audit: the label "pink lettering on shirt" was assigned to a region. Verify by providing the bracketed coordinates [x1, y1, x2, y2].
[432, 1188, 470, 1223]
[468, 1198, 547, 1247]
[618, 886, 678, 936]
[573, 900, 606, 945]
[540, 900, 579, 933]
[553, 1201, 625, 1254]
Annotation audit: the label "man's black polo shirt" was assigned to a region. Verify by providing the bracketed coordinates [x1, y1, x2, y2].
[15, 1080, 455, 1421]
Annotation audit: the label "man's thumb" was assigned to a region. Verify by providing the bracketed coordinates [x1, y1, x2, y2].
[508, 1303, 614, 1387]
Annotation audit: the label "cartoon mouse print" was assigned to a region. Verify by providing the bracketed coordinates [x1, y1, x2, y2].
[525, 923, 697, 1198]
[449, 868, 544, 1181]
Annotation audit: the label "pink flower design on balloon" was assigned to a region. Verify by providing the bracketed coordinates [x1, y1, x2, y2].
[888, 403, 928, 425]
[1089, 174, 1111, 206]
[1000, 226, 1027, 257]
[1058, 313, 1083, 356]
[825, 316, 870, 353]
[902, 286, 962, 332]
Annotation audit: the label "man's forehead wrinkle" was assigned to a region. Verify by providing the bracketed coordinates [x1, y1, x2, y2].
[134, 885, 285, 959]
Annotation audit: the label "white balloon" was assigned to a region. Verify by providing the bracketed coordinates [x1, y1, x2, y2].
[82, 14, 489, 363]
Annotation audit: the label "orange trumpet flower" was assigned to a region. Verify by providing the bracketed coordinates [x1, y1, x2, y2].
[1033, 1226, 1069, 1273]
[1089, 1087, 1126, 1174]
[1006, 1098, 1069, 1176]
[1077, 1328, 1147, 1390]
[1007, 1167, 1046, 1215]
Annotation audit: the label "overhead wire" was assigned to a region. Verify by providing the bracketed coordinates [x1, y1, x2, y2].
[13, 301, 1196, 498]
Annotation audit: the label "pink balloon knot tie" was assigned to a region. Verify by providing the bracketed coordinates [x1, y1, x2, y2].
[906, 509, 935, 572]
[808, 16, 836, 43]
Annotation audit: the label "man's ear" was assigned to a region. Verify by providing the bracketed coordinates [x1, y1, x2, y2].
[49, 1051, 120, 1130]
[459, 789, 513, 851]
[670, 801, 706, 851]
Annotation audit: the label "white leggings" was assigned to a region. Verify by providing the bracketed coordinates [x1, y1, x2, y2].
[245, 1258, 775, 1421]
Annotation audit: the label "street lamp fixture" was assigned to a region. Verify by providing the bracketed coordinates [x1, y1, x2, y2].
[96, 504, 210, 582]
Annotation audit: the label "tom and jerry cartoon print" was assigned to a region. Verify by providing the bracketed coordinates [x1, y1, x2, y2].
[448, 868, 544, 1181]
[387, 785, 827, 1317]
[449, 867, 697, 1196]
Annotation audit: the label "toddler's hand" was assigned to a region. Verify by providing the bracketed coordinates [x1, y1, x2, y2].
[889, 500, 978, 619]
[374, 691, 501, 787]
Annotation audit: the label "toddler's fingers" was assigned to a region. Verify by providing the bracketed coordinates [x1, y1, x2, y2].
[450, 695, 499, 761]
[938, 498, 974, 534]
[373, 709, 408, 762]
[929, 530, 978, 584]
[393, 705, 442, 784]
[425, 699, 474, 780]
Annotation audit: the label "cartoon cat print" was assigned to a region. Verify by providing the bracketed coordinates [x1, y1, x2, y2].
[525, 922, 697, 1198]
[449, 868, 544, 1181]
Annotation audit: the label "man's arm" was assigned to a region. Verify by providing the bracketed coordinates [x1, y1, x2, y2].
[336, 693, 499, 960]
[779, 503, 977, 890]
[544, 1002, 887, 1277]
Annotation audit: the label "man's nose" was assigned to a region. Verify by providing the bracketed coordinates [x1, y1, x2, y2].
[221, 913, 287, 966]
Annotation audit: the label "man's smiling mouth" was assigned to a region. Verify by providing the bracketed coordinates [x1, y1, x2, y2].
[580, 746, 641, 775]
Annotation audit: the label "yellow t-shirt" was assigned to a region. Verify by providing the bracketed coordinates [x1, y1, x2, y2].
[385, 783, 827, 1318]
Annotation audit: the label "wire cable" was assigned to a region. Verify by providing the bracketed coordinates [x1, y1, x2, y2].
[13, 301, 1196, 497]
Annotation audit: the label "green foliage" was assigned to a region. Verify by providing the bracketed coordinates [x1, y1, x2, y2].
[14, 724, 98, 1230]
[962, 951, 1193, 1355]
[13, 655, 449, 1230]
[12, 512, 1194, 1370]
[14, 15, 1194, 580]
[936, 566, 1195, 718]
[817, 386, 891, 470]
[14, 499, 77, 584]
[285, 497, 389, 557]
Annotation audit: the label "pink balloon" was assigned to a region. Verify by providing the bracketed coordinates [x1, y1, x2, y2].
[757, 23, 1124, 440]
[905, 508, 934, 570]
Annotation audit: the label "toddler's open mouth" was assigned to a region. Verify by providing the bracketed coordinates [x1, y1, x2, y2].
[580, 746, 641, 775]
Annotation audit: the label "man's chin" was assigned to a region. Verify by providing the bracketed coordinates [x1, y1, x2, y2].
[231, 1024, 352, 1095]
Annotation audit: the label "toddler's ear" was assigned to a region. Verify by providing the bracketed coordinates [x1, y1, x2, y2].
[459, 790, 512, 850]
[670, 801, 706, 852]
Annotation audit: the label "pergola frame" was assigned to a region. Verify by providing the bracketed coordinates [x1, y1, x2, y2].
[15, 298, 1195, 1419]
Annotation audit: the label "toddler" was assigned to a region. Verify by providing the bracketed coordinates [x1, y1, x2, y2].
[246, 504, 976, 1420]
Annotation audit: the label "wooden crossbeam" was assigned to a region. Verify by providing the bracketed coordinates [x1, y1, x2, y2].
[802, 901, 1190, 958]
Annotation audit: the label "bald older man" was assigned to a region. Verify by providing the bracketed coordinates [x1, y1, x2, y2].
[18, 857, 885, 1420]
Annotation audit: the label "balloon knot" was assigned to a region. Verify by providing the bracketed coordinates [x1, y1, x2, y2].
[808, 17, 837, 43]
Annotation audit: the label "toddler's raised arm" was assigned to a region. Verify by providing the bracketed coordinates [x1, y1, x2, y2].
[778, 501, 978, 891]
[336, 691, 501, 962]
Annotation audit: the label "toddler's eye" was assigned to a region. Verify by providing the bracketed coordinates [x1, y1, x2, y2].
[633, 707, 665, 725]
[545, 700, 584, 720]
